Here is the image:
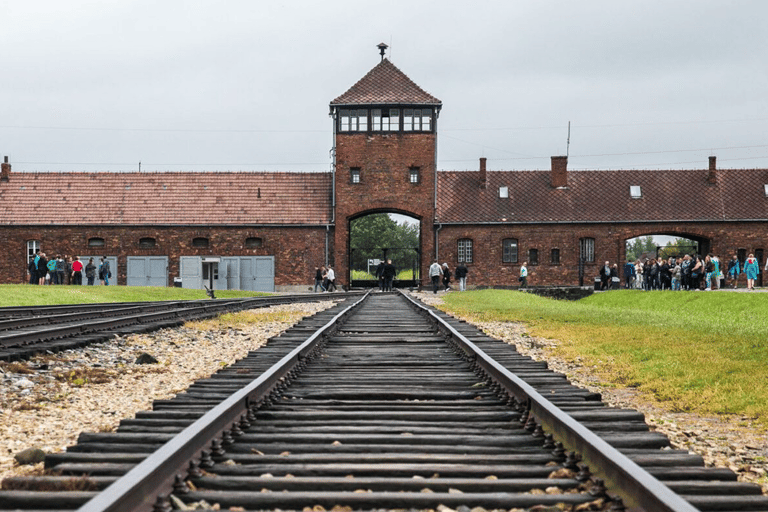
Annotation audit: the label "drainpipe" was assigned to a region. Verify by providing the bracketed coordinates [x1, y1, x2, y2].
[435, 222, 442, 260]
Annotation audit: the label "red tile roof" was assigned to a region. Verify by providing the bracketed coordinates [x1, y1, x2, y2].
[0, 172, 332, 225]
[437, 168, 768, 224]
[330, 59, 441, 106]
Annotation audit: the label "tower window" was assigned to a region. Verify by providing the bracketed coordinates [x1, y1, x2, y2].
[458, 239, 473, 263]
[339, 109, 368, 132]
[502, 238, 518, 263]
[350, 168, 361, 184]
[372, 108, 400, 131]
[403, 109, 432, 132]
[409, 167, 420, 184]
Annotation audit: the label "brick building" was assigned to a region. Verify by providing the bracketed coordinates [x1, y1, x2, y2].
[2, 55, 768, 290]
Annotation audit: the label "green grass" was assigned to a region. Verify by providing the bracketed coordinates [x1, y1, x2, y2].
[0, 284, 268, 307]
[441, 289, 768, 427]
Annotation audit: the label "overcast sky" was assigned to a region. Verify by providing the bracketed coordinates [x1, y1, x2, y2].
[2, 1, 766, 173]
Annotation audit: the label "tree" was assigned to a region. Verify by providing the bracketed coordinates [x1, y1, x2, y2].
[350, 214, 419, 274]
[625, 236, 657, 262]
[659, 237, 698, 260]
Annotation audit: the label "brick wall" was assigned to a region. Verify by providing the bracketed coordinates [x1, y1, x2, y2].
[438, 221, 768, 287]
[333, 132, 437, 287]
[1, 225, 328, 286]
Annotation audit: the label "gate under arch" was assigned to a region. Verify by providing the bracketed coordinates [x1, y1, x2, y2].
[348, 212, 421, 289]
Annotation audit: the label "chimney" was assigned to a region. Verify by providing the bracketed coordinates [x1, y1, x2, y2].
[551, 155, 568, 188]
[0, 156, 10, 183]
[479, 157, 487, 189]
[707, 156, 717, 184]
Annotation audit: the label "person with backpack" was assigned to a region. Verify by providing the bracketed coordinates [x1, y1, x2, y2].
[99, 257, 112, 286]
[46, 254, 57, 285]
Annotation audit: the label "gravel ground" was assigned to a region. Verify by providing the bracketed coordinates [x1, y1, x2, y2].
[412, 290, 768, 494]
[0, 300, 339, 480]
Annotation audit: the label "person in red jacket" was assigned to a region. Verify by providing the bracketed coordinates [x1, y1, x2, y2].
[71, 256, 84, 285]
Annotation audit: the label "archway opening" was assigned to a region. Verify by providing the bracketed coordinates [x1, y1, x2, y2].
[349, 212, 420, 288]
[625, 234, 708, 263]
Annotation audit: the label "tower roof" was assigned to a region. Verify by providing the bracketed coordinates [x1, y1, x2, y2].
[330, 58, 441, 107]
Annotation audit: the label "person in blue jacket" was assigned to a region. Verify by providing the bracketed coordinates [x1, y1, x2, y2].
[743, 253, 759, 291]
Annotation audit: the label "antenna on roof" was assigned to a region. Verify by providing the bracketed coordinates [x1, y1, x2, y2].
[377, 42, 388, 61]
[138, 161, 141, 173]
[566, 121, 571, 158]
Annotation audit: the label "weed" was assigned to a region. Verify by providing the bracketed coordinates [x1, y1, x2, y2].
[1, 362, 35, 375]
[54, 368, 115, 386]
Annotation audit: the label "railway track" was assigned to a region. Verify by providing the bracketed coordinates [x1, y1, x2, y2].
[0, 293, 359, 362]
[2, 291, 767, 511]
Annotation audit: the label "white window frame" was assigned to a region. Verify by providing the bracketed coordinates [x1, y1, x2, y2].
[458, 239, 473, 263]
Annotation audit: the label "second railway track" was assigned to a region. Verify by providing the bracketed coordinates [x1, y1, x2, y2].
[1, 291, 767, 511]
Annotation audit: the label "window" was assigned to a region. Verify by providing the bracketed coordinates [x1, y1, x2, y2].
[580, 238, 595, 263]
[88, 237, 105, 247]
[499, 186, 508, 198]
[339, 109, 368, 132]
[502, 238, 518, 263]
[550, 248, 560, 265]
[403, 108, 432, 132]
[192, 237, 209, 248]
[409, 167, 420, 184]
[351, 168, 361, 184]
[528, 249, 539, 266]
[764, 184, 768, 197]
[458, 239, 473, 263]
[630, 185, 642, 198]
[245, 237, 263, 248]
[27, 240, 41, 262]
[372, 108, 399, 131]
[139, 237, 156, 248]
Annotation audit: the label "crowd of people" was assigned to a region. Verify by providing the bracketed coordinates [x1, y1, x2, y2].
[27, 250, 112, 286]
[612, 252, 764, 291]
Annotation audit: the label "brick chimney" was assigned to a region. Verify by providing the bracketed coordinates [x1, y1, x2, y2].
[707, 156, 717, 184]
[551, 155, 568, 188]
[0, 156, 10, 183]
[479, 157, 487, 189]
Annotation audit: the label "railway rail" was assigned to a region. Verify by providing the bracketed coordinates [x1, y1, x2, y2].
[2, 291, 767, 511]
[0, 293, 360, 362]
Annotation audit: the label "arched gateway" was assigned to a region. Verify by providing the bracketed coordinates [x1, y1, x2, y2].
[329, 54, 441, 288]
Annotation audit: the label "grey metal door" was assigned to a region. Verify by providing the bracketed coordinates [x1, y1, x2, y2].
[239, 256, 274, 292]
[180, 256, 202, 289]
[127, 257, 168, 287]
[221, 257, 240, 290]
[240, 258, 256, 291]
[79, 256, 118, 286]
[253, 256, 274, 292]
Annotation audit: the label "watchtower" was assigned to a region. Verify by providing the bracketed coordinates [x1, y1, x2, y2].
[329, 45, 442, 287]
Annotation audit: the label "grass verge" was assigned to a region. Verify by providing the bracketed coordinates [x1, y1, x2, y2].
[441, 289, 768, 428]
[0, 284, 268, 307]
